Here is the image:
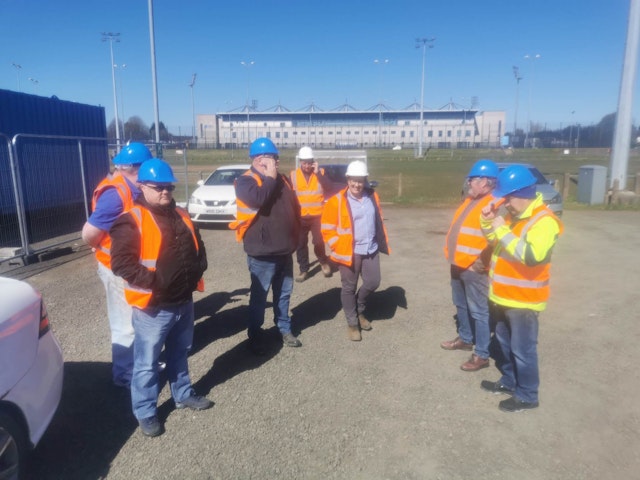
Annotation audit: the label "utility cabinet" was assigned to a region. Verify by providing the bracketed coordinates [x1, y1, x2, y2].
[577, 165, 607, 205]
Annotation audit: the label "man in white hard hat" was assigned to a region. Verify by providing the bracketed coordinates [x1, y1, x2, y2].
[290, 146, 332, 282]
[321, 160, 390, 341]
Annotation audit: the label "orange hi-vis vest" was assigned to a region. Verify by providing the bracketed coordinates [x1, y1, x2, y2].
[290, 168, 325, 217]
[123, 206, 203, 309]
[92, 174, 135, 269]
[490, 204, 563, 311]
[229, 170, 262, 242]
[321, 188, 389, 267]
[444, 194, 493, 269]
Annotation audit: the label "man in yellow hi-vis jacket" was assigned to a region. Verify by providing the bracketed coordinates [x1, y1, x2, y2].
[479, 164, 562, 413]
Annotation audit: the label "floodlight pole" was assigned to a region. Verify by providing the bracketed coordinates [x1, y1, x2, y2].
[148, 0, 161, 151]
[189, 73, 197, 147]
[241, 61, 255, 144]
[416, 38, 435, 157]
[102, 32, 121, 151]
[12, 63, 22, 91]
[523, 53, 541, 148]
[512, 66, 523, 135]
[374, 58, 389, 148]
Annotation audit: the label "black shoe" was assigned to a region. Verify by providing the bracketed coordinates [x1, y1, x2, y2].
[481, 380, 515, 395]
[499, 396, 539, 413]
[247, 336, 267, 356]
[282, 333, 302, 347]
[138, 416, 163, 437]
[175, 395, 214, 411]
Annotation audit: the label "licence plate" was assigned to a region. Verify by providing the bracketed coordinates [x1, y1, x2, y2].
[206, 208, 225, 214]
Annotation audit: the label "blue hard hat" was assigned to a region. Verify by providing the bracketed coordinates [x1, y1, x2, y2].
[249, 137, 279, 158]
[113, 142, 153, 165]
[493, 164, 536, 198]
[137, 158, 178, 183]
[468, 159, 499, 178]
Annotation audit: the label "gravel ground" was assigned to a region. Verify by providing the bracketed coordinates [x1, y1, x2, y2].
[16, 206, 640, 479]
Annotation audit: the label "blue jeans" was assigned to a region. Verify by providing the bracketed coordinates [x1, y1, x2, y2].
[247, 255, 294, 337]
[450, 265, 490, 358]
[493, 305, 540, 403]
[131, 301, 195, 420]
[97, 262, 134, 387]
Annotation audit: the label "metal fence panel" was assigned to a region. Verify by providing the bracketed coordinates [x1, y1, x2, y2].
[0, 133, 22, 251]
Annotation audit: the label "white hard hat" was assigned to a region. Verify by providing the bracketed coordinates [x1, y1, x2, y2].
[345, 160, 368, 177]
[298, 146, 314, 161]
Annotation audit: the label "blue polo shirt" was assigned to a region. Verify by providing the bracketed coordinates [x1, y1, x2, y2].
[88, 177, 141, 231]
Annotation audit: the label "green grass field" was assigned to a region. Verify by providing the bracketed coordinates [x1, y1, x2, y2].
[170, 147, 640, 209]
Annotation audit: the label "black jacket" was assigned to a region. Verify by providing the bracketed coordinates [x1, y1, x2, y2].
[110, 197, 207, 307]
[235, 167, 301, 257]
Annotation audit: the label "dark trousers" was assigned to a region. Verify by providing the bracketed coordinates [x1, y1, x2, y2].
[296, 215, 328, 273]
[338, 251, 381, 326]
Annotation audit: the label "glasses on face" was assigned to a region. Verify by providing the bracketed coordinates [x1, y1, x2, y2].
[144, 183, 175, 192]
[467, 176, 485, 183]
[260, 154, 279, 160]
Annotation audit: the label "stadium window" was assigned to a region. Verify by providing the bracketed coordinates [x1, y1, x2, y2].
[391, 130, 396, 134]
[354, 130, 359, 134]
[364, 131, 369, 134]
[276, 132, 280, 138]
[284, 132, 288, 139]
[404, 121, 410, 126]
[293, 132, 297, 135]
[301, 131, 305, 135]
[263, 123, 267, 127]
[447, 131, 452, 137]
[438, 130, 443, 137]
[427, 131, 432, 138]
[401, 131, 406, 138]
[232, 132, 236, 139]
[280, 122, 285, 128]
[411, 131, 416, 138]
[346, 131, 351, 135]
[456, 130, 461, 137]
[328, 131, 333, 135]
[465, 130, 471, 137]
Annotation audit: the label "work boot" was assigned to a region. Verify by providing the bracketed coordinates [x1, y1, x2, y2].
[460, 354, 490, 371]
[175, 395, 214, 411]
[347, 325, 362, 341]
[440, 336, 473, 351]
[295, 271, 309, 283]
[320, 262, 332, 277]
[138, 416, 163, 437]
[282, 332, 302, 347]
[358, 314, 372, 331]
[499, 396, 539, 413]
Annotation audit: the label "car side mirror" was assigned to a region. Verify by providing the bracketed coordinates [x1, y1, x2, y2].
[368, 180, 379, 189]
[197, 180, 204, 186]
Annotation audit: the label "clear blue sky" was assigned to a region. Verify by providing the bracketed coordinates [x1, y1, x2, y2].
[2, 0, 638, 135]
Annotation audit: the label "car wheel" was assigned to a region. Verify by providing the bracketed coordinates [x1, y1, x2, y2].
[0, 411, 27, 480]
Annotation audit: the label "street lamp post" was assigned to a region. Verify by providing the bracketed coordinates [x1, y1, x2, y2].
[374, 58, 389, 148]
[512, 66, 523, 137]
[102, 32, 121, 151]
[12, 63, 22, 91]
[114, 64, 127, 140]
[189, 73, 197, 148]
[28, 77, 39, 93]
[241, 60, 255, 145]
[568, 110, 575, 152]
[523, 53, 541, 148]
[416, 38, 435, 157]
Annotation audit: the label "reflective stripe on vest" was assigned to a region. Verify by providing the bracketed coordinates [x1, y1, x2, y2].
[92, 174, 135, 269]
[490, 205, 562, 309]
[444, 195, 492, 268]
[290, 168, 325, 216]
[229, 170, 262, 242]
[124, 206, 201, 308]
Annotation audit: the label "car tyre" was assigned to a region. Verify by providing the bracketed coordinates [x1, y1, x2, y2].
[0, 411, 28, 480]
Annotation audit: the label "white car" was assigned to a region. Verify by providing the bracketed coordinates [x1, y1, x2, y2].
[0, 277, 63, 478]
[187, 164, 250, 223]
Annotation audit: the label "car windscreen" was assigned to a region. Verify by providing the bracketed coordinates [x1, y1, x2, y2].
[204, 169, 245, 186]
[322, 165, 347, 183]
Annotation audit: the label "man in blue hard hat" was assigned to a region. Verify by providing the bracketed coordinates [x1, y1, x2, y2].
[230, 137, 302, 355]
[441, 159, 498, 372]
[82, 142, 152, 389]
[479, 164, 563, 413]
[110, 158, 212, 437]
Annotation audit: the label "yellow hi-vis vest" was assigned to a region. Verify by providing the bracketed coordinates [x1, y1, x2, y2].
[489, 203, 563, 311]
[91, 174, 135, 269]
[124, 206, 204, 308]
[290, 168, 325, 217]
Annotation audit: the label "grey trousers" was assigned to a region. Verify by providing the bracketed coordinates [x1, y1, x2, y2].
[338, 251, 381, 326]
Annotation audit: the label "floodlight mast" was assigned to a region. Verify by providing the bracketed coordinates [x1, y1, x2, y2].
[102, 32, 121, 152]
[189, 73, 197, 147]
[512, 66, 523, 135]
[416, 38, 435, 157]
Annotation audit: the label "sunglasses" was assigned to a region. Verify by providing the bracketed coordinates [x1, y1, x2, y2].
[143, 183, 175, 192]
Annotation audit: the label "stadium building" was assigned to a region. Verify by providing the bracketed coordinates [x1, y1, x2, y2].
[195, 103, 505, 150]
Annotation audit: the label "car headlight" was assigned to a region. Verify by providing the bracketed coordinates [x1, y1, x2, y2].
[189, 196, 203, 205]
[549, 193, 562, 205]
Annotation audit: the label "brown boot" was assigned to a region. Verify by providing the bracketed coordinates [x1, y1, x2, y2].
[358, 314, 372, 331]
[295, 271, 309, 283]
[440, 336, 473, 351]
[460, 354, 490, 371]
[347, 325, 362, 341]
[320, 262, 332, 277]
